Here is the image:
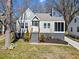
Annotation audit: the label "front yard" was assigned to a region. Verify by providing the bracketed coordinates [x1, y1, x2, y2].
[0, 39, 79, 59]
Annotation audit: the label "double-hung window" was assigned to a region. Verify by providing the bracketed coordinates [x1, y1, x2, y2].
[44, 23, 50, 29]
[44, 23, 46, 28]
[48, 23, 50, 28]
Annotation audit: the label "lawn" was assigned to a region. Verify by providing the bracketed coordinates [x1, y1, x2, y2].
[0, 39, 79, 59]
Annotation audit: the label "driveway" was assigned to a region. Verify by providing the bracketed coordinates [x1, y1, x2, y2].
[65, 36, 79, 50]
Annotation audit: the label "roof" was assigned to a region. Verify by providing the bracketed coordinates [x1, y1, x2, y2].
[35, 13, 51, 21]
[51, 16, 64, 21]
[35, 13, 64, 21]
[18, 8, 64, 21]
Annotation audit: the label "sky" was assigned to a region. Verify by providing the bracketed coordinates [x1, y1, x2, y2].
[13, 0, 56, 10]
[12, 0, 57, 17]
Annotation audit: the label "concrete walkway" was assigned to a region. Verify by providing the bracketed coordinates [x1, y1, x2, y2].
[65, 36, 79, 50]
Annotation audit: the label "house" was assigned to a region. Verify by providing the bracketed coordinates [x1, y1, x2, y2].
[0, 13, 5, 34]
[68, 16, 79, 37]
[16, 8, 65, 42]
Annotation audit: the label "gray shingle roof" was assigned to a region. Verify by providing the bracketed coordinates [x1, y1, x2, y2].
[35, 13, 51, 21]
[35, 13, 64, 21]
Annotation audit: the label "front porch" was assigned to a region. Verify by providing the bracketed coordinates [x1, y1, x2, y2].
[30, 17, 40, 42]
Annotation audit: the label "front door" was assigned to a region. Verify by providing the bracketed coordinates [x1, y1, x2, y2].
[32, 21, 39, 32]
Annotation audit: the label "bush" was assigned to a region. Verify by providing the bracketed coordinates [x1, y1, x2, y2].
[40, 34, 45, 42]
[24, 31, 30, 42]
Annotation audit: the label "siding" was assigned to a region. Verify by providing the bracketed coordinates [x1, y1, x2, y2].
[40, 21, 54, 33]
[68, 17, 79, 37]
[40, 21, 65, 33]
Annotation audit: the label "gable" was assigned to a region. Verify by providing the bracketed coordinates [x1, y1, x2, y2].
[20, 8, 34, 20]
[68, 16, 79, 29]
[25, 8, 34, 18]
[32, 16, 39, 21]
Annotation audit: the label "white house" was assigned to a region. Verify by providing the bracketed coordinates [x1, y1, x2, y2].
[16, 8, 65, 42]
[68, 16, 79, 37]
[0, 13, 5, 34]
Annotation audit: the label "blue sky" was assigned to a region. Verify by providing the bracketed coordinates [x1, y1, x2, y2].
[12, 0, 57, 17]
[13, 0, 57, 9]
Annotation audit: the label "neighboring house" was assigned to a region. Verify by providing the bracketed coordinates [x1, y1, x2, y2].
[16, 8, 65, 41]
[68, 16, 79, 37]
[0, 13, 5, 34]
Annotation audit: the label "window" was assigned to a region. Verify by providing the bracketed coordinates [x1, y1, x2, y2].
[74, 19, 77, 23]
[77, 27, 79, 32]
[54, 22, 64, 32]
[25, 23, 28, 28]
[32, 21, 39, 26]
[58, 22, 60, 31]
[44, 23, 46, 28]
[48, 23, 50, 28]
[55, 22, 57, 31]
[71, 27, 73, 32]
[61, 22, 64, 31]
[21, 23, 24, 28]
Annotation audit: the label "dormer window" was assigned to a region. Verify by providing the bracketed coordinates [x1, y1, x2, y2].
[74, 18, 77, 23]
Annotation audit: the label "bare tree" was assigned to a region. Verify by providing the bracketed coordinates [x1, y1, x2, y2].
[0, 0, 29, 49]
[4, 0, 12, 49]
[54, 0, 79, 30]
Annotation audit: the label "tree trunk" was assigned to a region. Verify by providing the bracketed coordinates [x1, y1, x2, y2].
[5, 24, 10, 49]
[5, 0, 12, 49]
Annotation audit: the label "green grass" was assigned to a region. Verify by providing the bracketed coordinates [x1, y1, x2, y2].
[0, 39, 79, 59]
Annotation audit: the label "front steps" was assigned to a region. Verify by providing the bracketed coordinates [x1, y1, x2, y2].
[30, 32, 39, 43]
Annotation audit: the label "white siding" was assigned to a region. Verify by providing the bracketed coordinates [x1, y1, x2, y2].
[68, 17, 79, 36]
[24, 20, 32, 33]
[39, 21, 65, 33]
[40, 21, 53, 33]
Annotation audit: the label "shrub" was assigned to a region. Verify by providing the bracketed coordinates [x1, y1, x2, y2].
[40, 34, 45, 42]
[24, 31, 30, 42]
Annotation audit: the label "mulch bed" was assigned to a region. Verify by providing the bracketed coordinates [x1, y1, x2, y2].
[40, 39, 68, 44]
